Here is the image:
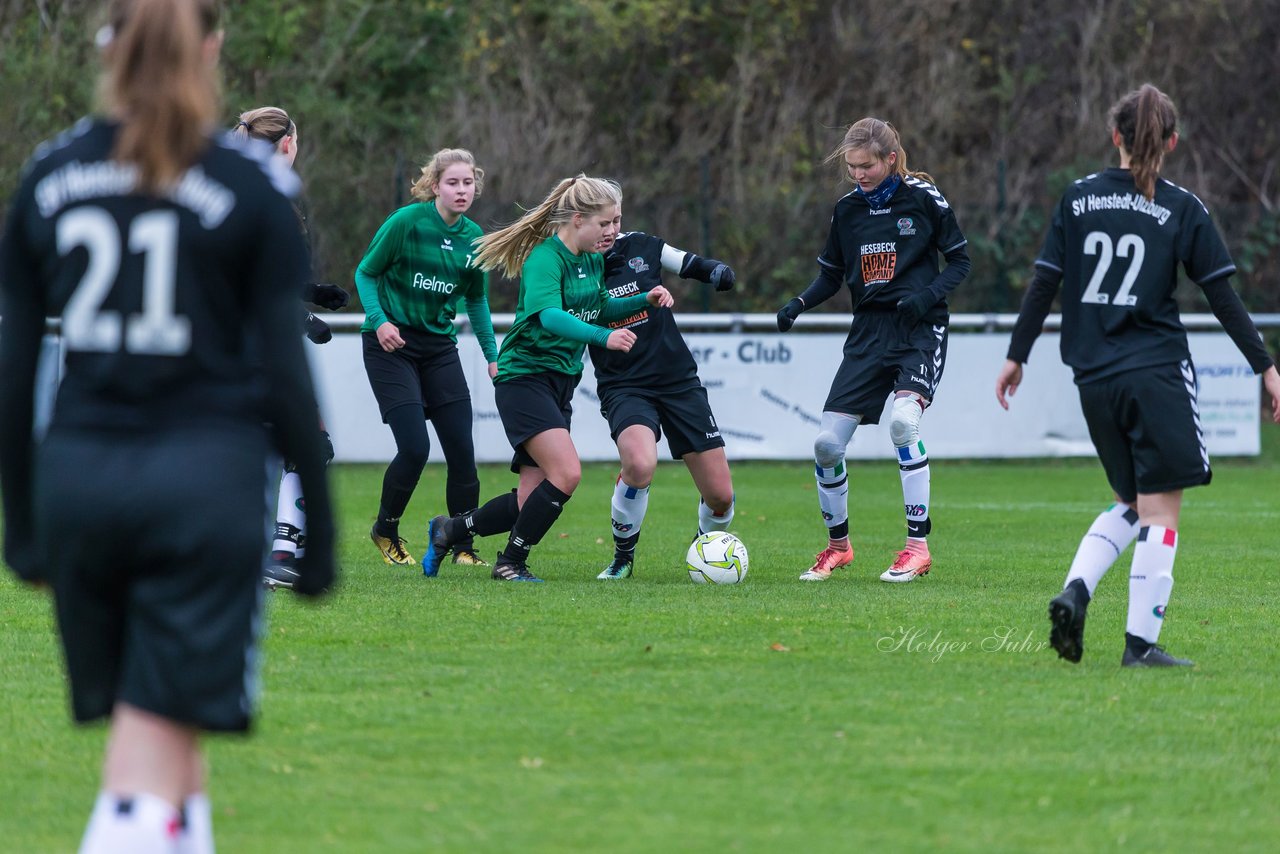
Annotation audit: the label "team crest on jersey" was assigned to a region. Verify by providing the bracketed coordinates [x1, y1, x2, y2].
[897, 217, 917, 236]
[628, 256, 650, 273]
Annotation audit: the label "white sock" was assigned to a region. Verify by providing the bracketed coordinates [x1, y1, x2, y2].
[815, 460, 849, 532]
[272, 471, 306, 555]
[1065, 503, 1140, 596]
[81, 792, 181, 854]
[610, 477, 649, 554]
[1127, 526, 1177, 644]
[697, 497, 734, 535]
[176, 794, 214, 854]
[896, 439, 930, 539]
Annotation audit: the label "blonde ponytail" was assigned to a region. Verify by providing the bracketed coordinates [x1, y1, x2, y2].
[473, 175, 621, 278]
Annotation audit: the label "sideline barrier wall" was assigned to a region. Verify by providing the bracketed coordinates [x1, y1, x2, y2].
[22, 313, 1269, 463]
[308, 330, 1260, 463]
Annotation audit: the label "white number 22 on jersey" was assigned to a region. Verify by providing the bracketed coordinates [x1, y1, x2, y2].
[57, 206, 191, 355]
[1080, 231, 1145, 307]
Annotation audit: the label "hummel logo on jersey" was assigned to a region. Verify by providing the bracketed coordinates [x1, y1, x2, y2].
[869, 208, 892, 216]
[412, 273, 457, 293]
[441, 237, 454, 251]
[628, 257, 650, 273]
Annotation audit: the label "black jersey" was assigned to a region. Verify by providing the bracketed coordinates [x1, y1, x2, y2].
[588, 232, 699, 390]
[1037, 168, 1236, 383]
[818, 177, 967, 313]
[1, 118, 332, 579]
[1, 118, 308, 429]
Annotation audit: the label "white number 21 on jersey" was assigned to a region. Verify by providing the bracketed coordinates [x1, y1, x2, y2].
[1080, 231, 1145, 307]
[57, 206, 191, 355]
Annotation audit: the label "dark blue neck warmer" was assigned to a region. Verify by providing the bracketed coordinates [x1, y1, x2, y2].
[855, 174, 902, 208]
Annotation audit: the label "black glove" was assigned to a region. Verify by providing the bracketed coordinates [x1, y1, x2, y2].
[709, 262, 735, 292]
[776, 298, 805, 332]
[305, 313, 333, 344]
[896, 292, 935, 328]
[306, 283, 350, 311]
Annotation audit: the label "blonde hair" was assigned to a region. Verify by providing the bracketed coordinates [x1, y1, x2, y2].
[1109, 84, 1178, 200]
[98, 0, 222, 194]
[827, 117, 935, 185]
[232, 105, 295, 150]
[473, 175, 622, 278]
[411, 148, 485, 202]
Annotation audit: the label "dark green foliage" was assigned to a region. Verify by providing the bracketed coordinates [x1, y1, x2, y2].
[3, 0, 1278, 314]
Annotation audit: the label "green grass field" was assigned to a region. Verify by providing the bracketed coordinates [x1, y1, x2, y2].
[3, 437, 1279, 852]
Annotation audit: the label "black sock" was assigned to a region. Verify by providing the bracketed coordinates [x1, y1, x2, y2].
[614, 531, 640, 559]
[446, 477, 480, 518]
[447, 476, 480, 551]
[1065, 577, 1091, 604]
[1124, 632, 1152, 656]
[828, 521, 849, 541]
[374, 510, 400, 539]
[378, 407, 430, 536]
[453, 489, 519, 542]
[502, 481, 571, 565]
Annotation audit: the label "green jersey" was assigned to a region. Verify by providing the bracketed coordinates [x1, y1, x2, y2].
[497, 236, 610, 380]
[356, 202, 495, 359]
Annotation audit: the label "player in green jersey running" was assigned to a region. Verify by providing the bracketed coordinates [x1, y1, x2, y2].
[421, 175, 673, 581]
[356, 149, 499, 571]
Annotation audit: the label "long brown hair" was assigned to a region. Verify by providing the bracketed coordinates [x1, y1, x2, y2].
[98, 0, 222, 193]
[827, 117, 935, 185]
[473, 175, 621, 279]
[1108, 84, 1178, 200]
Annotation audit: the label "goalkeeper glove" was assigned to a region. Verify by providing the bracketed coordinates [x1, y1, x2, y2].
[305, 313, 333, 344]
[896, 291, 935, 328]
[775, 297, 805, 332]
[305, 283, 350, 311]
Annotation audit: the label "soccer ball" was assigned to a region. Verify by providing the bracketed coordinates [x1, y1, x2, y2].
[686, 532, 749, 584]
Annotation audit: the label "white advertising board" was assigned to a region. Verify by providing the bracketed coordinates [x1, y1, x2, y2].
[309, 332, 1260, 463]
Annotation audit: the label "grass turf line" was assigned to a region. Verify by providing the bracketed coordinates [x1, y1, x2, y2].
[2, 442, 1278, 851]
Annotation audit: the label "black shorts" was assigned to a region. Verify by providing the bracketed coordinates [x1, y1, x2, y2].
[599, 381, 725, 459]
[35, 425, 270, 732]
[494, 372, 578, 472]
[1078, 360, 1212, 503]
[824, 311, 948, 424]
[362, 326, 470, 422]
